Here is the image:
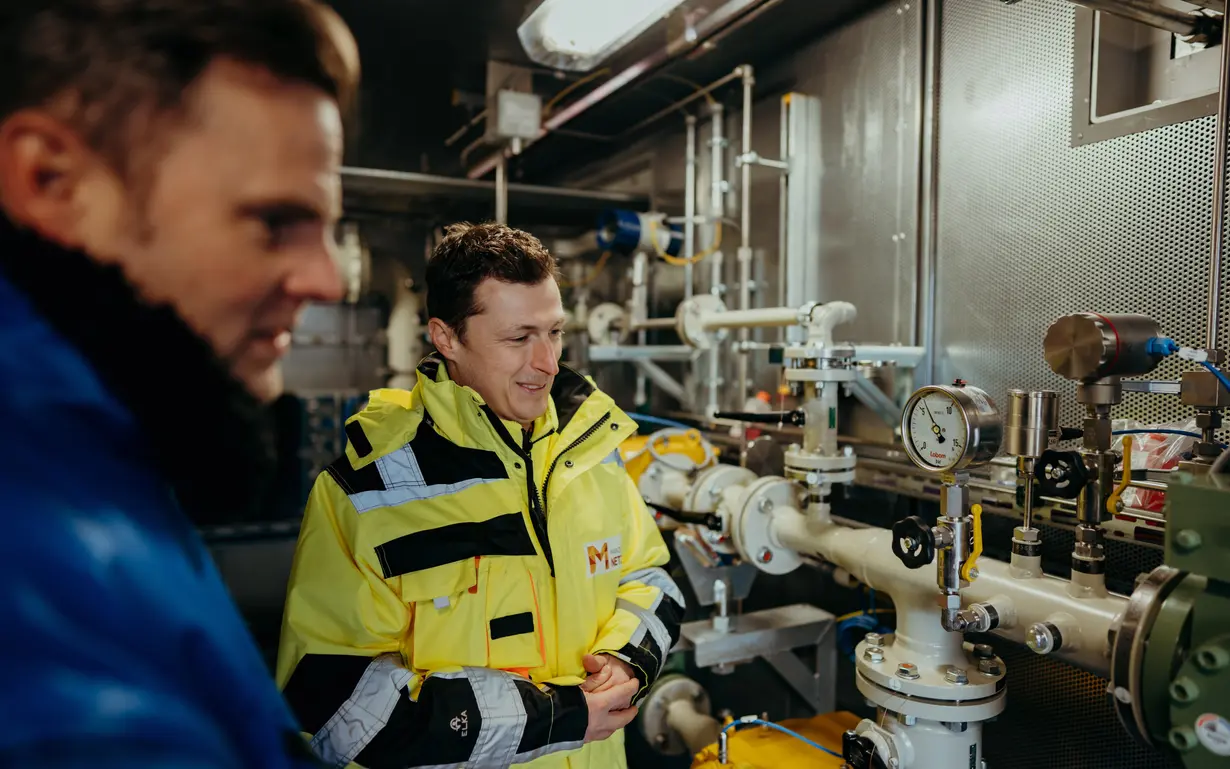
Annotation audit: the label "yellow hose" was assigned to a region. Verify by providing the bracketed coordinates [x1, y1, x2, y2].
[960, 503, 983, 582]
[647, 216, 722, 266]
[1106, 436, 1133, 515]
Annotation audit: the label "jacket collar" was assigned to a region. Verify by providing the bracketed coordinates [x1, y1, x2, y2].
[413, 353, 615, 449]
[0, 214, 276, 525]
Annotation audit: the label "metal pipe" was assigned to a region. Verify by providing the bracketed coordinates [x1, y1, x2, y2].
[445, 109, 487, 147]
[684, 114, 698, 301]
[1209, 0, 1230, 349]
[1190, 0, 1226, 12]
[915, 0, 941, 384]
[629, 317, 678, 331]
[466, 0, 775, 180]
[634, 359, 687, 403]
[1073, 0, 1215, 37]
[494, 157, 508, 224]
[707, 103, 727, 416]
[770, 509, 1129, 677]
[619, 69, 745, 139]
[777, 96, 789, 322]
[702, 305, 800, 330]
[736, 65, 755, 403]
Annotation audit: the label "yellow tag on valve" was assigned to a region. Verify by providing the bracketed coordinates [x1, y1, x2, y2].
[960, 503, 984, 582]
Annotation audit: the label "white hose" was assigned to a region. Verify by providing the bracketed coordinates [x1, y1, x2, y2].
[625, 428, 717, 473]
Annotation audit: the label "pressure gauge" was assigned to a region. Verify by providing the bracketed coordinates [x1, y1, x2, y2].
[901, 381, 1003, 473]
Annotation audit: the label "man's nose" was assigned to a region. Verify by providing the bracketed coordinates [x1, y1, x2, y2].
[532, 337, 560, 376]
[286, 241, 345, 303]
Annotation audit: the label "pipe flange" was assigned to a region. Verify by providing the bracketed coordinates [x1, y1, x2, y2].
[783, 450, 858, 472]
[784, 467, 857, 486]
[684, 465, 756, 514]
[731, 476, 803, 575]
[676, 294, 727, 350]
[639, 675, 713, 756]
[854, 637, 1006, 722]
[783, 343, 857, 362]
[784, 366, 858, 383]
[587, 302, 626, 346]
[1110, 565, 1185, 747]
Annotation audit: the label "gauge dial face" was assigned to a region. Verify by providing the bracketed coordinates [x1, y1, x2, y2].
[906, 391, 969, 471]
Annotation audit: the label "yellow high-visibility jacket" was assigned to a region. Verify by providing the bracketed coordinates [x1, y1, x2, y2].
[276, 355, 684, 769]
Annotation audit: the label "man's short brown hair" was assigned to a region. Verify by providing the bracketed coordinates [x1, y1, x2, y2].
[427, 222, 559, 339]
[0, 0, 359, 180]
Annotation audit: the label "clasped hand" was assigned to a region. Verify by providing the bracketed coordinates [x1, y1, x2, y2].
[580, 653, 640, 743]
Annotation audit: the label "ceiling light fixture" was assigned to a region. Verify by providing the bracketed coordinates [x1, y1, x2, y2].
[517, 0, 690, 72]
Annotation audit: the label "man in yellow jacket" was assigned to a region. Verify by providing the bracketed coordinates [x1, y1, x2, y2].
[277, 222, 684, 769]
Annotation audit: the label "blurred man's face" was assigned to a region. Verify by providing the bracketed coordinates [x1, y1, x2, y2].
[0, 59, 346, 401]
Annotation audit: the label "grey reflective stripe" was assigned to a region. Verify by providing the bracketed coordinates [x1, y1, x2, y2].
[311, 654, 414, 768]
[621, 566, 685, 608]
[601, 448, 624, 466]
[617, 597, 671, 678]
[512, 740, 586, 764]
[349, 444, 503, 513]
[463, 667, 526, 769]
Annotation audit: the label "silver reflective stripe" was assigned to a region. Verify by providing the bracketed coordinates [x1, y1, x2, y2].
[617, 597, 671, 678]
[311, 654, 414, 768]
[463, 667, 526, 769]
[512, 740, 586, 764]
[601, 448, 624, 467]
[349, 444, 504, 513]
[621, 567, 685, 608]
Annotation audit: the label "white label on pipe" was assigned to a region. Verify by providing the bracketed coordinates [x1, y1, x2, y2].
[1195, 713, 1230, 756]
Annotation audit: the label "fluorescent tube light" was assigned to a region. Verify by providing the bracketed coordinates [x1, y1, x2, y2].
[518, 0, 690, 72]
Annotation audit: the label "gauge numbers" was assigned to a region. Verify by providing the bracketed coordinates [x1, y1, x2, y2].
[905, 391, 968, 472]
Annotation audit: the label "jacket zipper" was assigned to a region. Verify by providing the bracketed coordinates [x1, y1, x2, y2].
[520, 430, 554, 574]
[541, 411, 612, 522]
[480, 405, 616, 576]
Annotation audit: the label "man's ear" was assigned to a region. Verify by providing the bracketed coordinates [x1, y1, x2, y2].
[427, 317, 460, 359]
[0, 110, 99, 248]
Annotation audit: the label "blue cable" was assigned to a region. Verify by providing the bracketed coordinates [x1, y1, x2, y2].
[722, 718, 843, 759]
[1113, 428, 1202, 440]
[1200, 360, 1230, 395]
[628, 413, 695, 430]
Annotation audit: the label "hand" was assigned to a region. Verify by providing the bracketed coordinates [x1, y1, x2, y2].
[581, 654, 638, 695]
[582, 679, 640, 743]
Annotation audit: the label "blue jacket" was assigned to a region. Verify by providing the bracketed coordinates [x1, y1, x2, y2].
[0, 233, 318, 767]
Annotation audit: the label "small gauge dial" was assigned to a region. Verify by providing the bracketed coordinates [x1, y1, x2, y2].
[900, 383, 1003, 474]
[905, 391, 968, 471]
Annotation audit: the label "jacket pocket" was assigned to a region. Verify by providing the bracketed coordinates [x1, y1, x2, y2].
[402, 558, 487, 671]
[484, 558, 544, 672]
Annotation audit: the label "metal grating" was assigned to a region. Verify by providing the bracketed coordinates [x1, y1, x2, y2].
[935, 0, 1224, 435]
[971, 639, 1183, 769]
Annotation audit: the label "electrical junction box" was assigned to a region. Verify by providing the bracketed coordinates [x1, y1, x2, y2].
[485, 89, 542, 143]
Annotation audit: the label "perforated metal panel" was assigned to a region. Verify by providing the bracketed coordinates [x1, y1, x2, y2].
[934, 0, 1224, 435]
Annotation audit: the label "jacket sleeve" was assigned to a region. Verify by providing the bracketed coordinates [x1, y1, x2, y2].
[588, 474, 686, 704]
[277, 470, 589, 769]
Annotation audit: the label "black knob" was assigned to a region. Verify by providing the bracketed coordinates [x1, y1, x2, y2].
[1036, 449, 1088, 500]
[842, 730, 887, 769]
[891, 516, 936, 569]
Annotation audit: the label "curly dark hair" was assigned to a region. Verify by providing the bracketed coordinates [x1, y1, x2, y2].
[426, 222, 559, 339]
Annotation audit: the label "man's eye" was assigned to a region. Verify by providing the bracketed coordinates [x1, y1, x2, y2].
[550, 329, 564, 338]
[510, 336, 528, 343]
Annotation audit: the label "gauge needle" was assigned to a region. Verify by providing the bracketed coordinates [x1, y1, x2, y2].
[922, 399, 946, 443]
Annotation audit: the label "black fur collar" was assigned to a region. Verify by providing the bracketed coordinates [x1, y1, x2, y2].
[0, 215, 275, 526]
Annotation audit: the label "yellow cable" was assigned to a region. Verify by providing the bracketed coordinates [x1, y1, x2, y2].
[558, 250, 611, 288]
[834, 608, 895, 622]
[543, 69, 611, 116]
[647, 216, 722, 266]
[1107, 436, 1133, 515]
[960, 503, 984, 582]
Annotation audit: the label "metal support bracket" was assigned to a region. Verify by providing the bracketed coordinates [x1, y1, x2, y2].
[676, 603, 837, 714]
[849, 373, 904, 428]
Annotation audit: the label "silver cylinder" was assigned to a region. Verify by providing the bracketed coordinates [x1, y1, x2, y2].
[1005, 390, 1059, 458]
[1043, 313, 1163, 382]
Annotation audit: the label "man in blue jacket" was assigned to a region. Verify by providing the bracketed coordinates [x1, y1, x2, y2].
[0, 2, 360, 766]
